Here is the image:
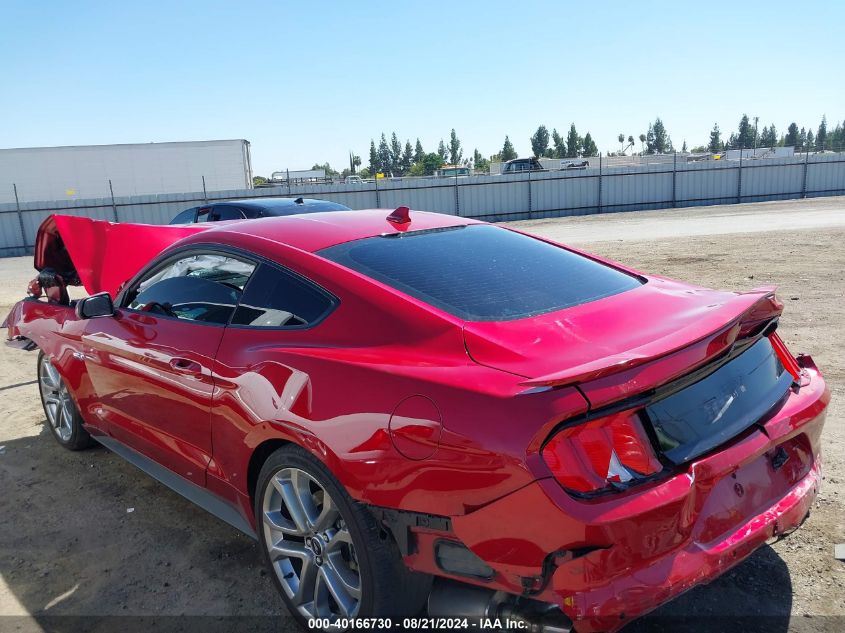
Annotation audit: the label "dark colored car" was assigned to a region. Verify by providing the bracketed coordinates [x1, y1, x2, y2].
[561, 160, 590, 169]
[4, 210, 828, 633]
[502, 157, 546, 173]
[169, 197, 351, 224]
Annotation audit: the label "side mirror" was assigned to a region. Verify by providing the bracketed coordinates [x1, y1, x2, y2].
[75, 292, 115, 320]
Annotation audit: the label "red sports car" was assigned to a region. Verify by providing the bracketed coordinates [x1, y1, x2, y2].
[3, 209, 829, 632]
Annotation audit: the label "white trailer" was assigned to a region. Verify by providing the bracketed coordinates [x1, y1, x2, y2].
[0, 139, 253, 204]
[269, 169, 327, 183]
[723, 147, 796, 161]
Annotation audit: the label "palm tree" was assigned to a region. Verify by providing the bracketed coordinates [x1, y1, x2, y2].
[618, 133, 625, 152]
[638, 134, 646, 154]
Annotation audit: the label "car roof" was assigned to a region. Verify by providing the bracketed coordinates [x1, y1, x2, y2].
[215, 197, 349, 211]
[198, 209, 481, 253]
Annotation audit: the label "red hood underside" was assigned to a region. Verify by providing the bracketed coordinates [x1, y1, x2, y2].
[464, 277, 782, 393]
[35, 215, 211, 297]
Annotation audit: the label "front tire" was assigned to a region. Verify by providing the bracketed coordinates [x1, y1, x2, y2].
[255, 445, 430, 629]
[37, 352, 95, 451]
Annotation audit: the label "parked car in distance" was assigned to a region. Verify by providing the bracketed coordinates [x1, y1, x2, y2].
[343, 175, 364, 184]
[435, 165, 472, 178]
[169, 197, 351, 224]
[4, 209, 828, 633]
[502, 157, 545, 173]
[560, 160, 590, 169]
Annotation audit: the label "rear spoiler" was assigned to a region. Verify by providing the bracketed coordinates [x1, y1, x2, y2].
[34, 215, 210, 297]
[520, 288, 783, 389]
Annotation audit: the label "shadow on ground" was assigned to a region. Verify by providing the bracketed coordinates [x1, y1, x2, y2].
[621, 544, 797, 633]
[0, 424, 284, 629]
[1, 423, 835, 633]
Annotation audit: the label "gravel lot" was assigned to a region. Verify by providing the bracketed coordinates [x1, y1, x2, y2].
[0, 197, 843, 632]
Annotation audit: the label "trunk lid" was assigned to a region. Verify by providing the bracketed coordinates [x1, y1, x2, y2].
[464, 277, 783, 406]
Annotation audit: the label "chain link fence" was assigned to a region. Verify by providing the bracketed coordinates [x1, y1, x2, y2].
[2, 149, 844, 257]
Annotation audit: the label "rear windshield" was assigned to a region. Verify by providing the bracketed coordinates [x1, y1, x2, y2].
[318, 225, 642, 321]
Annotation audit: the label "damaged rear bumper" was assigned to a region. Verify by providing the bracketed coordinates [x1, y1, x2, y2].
[557, 461, 819, 632]
[449, 362, 829, 633]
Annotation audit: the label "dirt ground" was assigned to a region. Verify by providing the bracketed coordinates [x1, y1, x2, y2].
[0, 197, 843, 632]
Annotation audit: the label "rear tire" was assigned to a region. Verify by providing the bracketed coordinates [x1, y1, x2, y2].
[37, 352, 95, 451]
[255, 444, 431, 629]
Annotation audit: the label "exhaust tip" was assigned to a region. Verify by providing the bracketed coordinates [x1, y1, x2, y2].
[428, 579, 572, 633]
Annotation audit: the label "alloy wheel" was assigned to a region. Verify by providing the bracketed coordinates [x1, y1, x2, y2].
[262, 467, 362, 622]
[39, 358, 74, 442]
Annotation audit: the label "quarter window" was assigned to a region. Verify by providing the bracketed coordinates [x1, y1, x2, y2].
[127, 253, 256, 324]
[231, 264, 333, 328]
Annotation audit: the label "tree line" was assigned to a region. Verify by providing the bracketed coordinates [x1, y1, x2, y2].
[357, 124, 600, 178]
[351, 129, 470, 178]
[524, 124, 599, 160]
[275, 113, 845, 182]
[693, 114, 845, 154]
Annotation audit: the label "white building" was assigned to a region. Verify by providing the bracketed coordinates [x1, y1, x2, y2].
[0, 139, 253, 204]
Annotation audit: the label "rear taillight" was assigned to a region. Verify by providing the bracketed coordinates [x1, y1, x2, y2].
[768, 332, 802, 381]
[541, 410, 663, 495]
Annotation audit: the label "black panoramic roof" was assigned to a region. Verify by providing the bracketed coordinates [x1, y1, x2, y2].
[319, 224, 642, 321]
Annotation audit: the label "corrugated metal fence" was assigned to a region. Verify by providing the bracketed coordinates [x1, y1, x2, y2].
[2, 152, 844, 256]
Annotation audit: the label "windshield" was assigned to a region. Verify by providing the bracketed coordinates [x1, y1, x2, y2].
[319, 225, 642, 321]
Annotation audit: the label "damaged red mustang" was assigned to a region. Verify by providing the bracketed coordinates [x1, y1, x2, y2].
[3, 209, 829, 632]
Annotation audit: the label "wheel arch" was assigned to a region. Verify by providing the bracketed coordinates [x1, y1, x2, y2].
[36, 347, 88, 402]
[244, 427, 364, 507]
[246, 437, 294, 506]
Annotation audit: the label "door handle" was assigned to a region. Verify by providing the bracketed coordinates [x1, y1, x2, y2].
[169, 358, 203, 375]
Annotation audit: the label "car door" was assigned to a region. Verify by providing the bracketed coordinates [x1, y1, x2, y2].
[81, 250, 256, 486]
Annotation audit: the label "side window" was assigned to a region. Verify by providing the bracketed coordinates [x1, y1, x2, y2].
[127, 253, 256, 325]
[210, 205, 246, 221]
[231, 264, 333, 328]
[195, 206, 213, 222]
[170, 207, 197, 224]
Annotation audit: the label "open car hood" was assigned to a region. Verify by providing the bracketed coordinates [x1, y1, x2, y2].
[35, 215, 210, 297]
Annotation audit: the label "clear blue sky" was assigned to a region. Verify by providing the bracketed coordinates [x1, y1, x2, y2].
[2, 1, 843, 175]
